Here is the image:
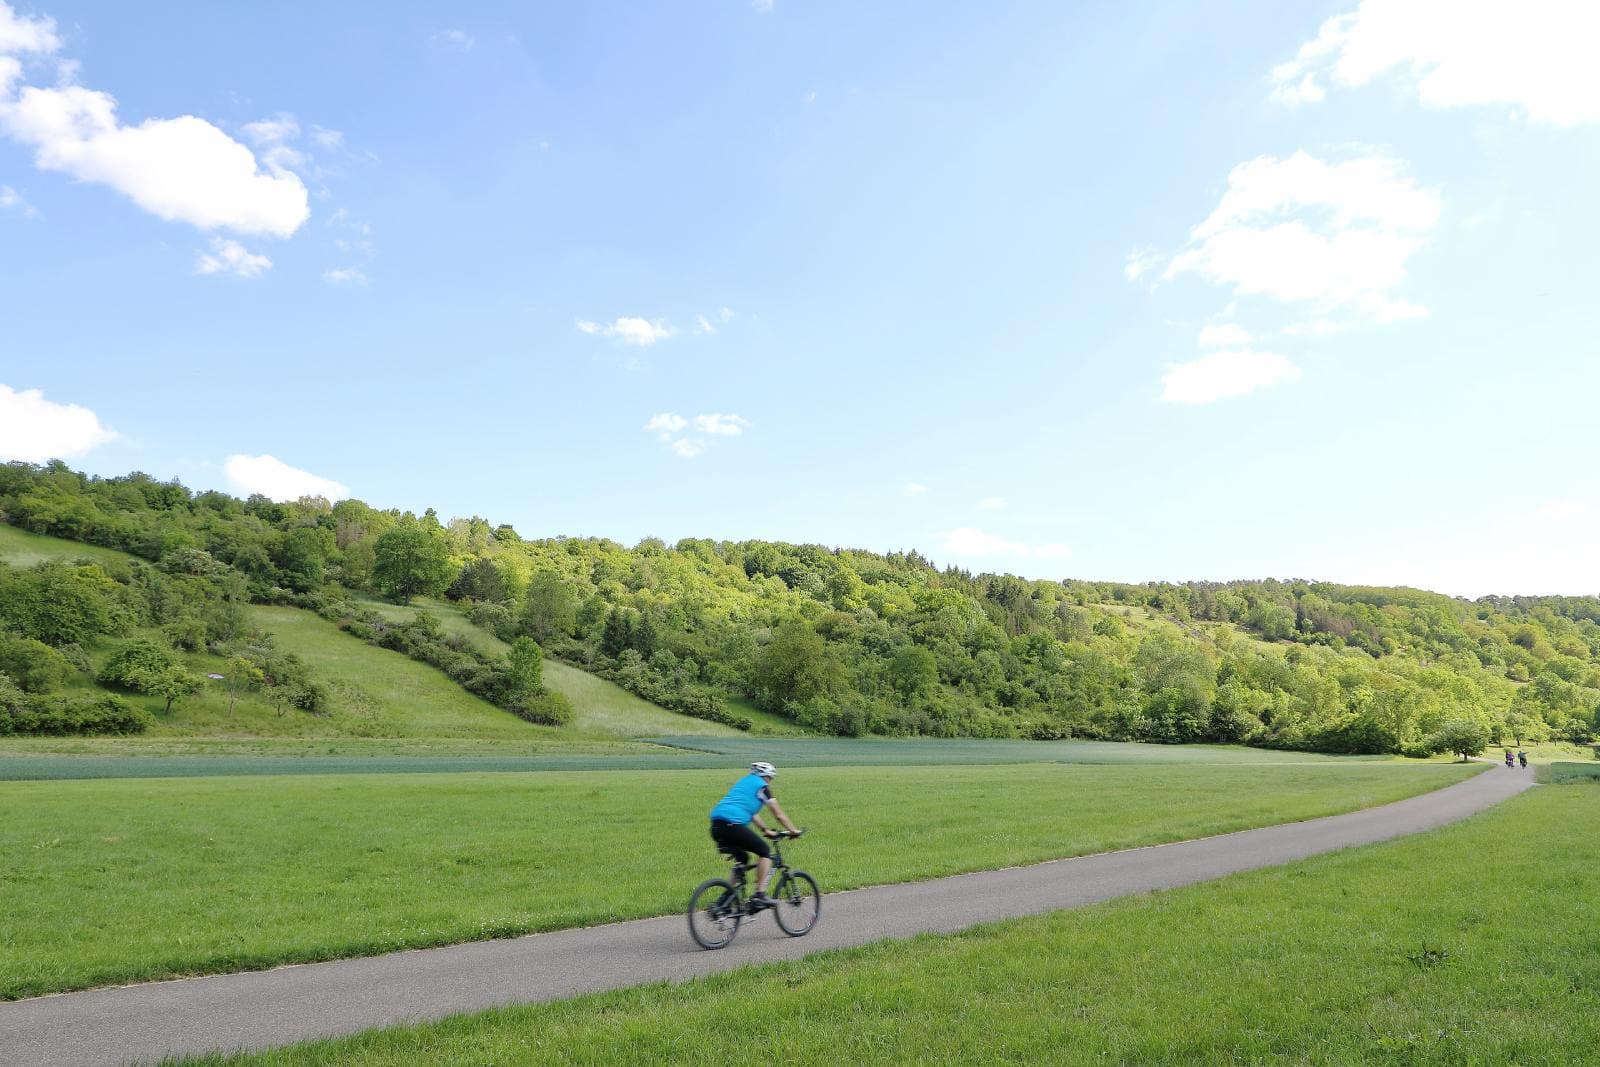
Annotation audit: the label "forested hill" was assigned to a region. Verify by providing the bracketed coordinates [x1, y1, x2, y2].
[3, 462, 1597, 754]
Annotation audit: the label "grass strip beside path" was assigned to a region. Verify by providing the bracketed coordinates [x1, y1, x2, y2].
[199, 781, 1599, 1067]
[0, 762, 1473, 999]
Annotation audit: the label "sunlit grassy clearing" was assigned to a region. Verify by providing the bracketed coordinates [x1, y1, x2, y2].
[199, 782, 1598, 1067]
[0, 761, 1473, 999]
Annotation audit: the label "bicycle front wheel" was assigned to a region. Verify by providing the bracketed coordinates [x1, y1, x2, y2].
[771, 870, 820, 936]
[688, 878, 743, 949]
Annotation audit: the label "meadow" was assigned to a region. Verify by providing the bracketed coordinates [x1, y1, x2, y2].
[196, 781, 1600, 1066]
[0, 760, 1475, 999]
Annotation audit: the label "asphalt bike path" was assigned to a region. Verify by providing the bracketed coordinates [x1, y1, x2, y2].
[0, 766, 1534, 1066]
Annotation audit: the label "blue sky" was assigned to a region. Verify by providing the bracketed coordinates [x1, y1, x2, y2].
[2, 0, 1597, 596]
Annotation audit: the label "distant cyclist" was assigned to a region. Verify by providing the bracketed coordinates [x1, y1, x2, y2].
[1518, 749, 1528, 769]
[709, 761, 802, 910]
[1505, 749, 1515, 768]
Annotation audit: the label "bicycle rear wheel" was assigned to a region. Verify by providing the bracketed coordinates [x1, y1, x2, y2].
[688, 878, 743, 949]
[771, 870, 820, 936]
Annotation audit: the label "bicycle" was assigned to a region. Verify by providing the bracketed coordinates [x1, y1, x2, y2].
[687, 829, 820, 949]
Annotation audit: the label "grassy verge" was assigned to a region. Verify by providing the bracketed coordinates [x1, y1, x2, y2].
[0, 761, 1473, 999]
[198, 781, 1599, 1067]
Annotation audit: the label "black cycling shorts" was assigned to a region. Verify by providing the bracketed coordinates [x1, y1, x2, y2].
[710, 818, 770, 864]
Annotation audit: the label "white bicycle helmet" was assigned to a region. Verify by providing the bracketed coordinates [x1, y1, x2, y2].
[751, 761, 777, 779]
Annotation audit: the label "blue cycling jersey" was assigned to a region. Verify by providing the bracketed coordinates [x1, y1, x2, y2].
[709, 773, 773, 824]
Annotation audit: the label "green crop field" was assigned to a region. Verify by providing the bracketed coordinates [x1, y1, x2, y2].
[198, 780, 1599, 1067]
[0, 761, 1474, 999]
[0, 732, 1421, 781]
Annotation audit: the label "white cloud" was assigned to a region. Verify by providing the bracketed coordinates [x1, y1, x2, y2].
[752, 0, 775, 12]
[0, 182, 33, 216]
[1123, 249, 1161, 282]
[0, 55, 309, 236]
[643, 411, 748, 458]
[1197, 323, 1253, 347]
[903, 482, 930, 496]
[309, 126, 342, 148]
[1302, 499, 1600, 597]
[0, 383, 117, 461]
[643, 413, 687, 437]
[804, 90, 817, 105]
[978, 496, 1006, 511]
[224, 454, 349, 502]
[195, 237, 271, 278]
[432, 28, 475, 51]
[694, 413, 749, 436]
[669, 438, 705, 459]
[322, 266, 367, 285]
[694, 314, 716, 335]
[0, 2, 58, 54]
[1160, 350, 1302, 404]
[1162, 150, 1439, 325]
[576, 316, 676, 346]
[1272, 0, 1600, 126]
[941, 527, 1071, 561]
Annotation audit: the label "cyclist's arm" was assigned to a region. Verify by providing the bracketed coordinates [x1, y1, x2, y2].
[764, 799, 800, 835]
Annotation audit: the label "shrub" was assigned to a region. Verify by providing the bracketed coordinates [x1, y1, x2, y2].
[0, 636, 74, 693]
[517, 689, 574, 726]
[97, 639, 177, 690]
[0, 693, 151, 736]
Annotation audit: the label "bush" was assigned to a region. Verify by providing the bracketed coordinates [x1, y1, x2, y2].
[517, 689, 574, 726]
[0, 693, 151, 736]
[97, 639, 177, 690]
[0, 635, 74, 693]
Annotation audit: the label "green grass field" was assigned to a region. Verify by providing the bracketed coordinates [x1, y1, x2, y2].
[0, 522, 130, 567]
[0, 761, 1474, 999]
[199, 780, 1600, 1067]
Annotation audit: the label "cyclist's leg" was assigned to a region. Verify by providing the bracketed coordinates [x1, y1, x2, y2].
[719, 821, 773, 897]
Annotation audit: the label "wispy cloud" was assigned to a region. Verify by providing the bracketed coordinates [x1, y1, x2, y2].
[903, 482, 931, 496]
[643, 412, 749, 458]
[195, 237, 272, 278]
[431, 28, 475, 51]
[978, 496, 1006, 511]
[0, 182, 34, 217]
[0, 383, 117, 462]
[322, 267, 368, 285]
[1197, 323, 1252, 348]
[578, 317, 676, 346]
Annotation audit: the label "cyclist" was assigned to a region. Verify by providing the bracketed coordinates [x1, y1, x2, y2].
[709, 760, 802, 910]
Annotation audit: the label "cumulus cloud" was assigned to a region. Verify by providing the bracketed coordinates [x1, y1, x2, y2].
[643, 412, 747, 458]
[1160, 350, 1303, 404]
[941, 527, 1070, 561]
[1162, 150, 1439, 326]
[0, 2, 58, 55]
[223, 454, 349, 502]
[1271, 0, 1600, 126]
[0, 383, 117, 461]
[1197, 323, 1253, 347]
[577, 316, 676, 346]
[0, 4, 310, 237]
[195, 237, 271, 278]
[322, 266, 367, 285]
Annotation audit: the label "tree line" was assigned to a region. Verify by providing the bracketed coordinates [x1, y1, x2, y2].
[3, 461, 1596, 752]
